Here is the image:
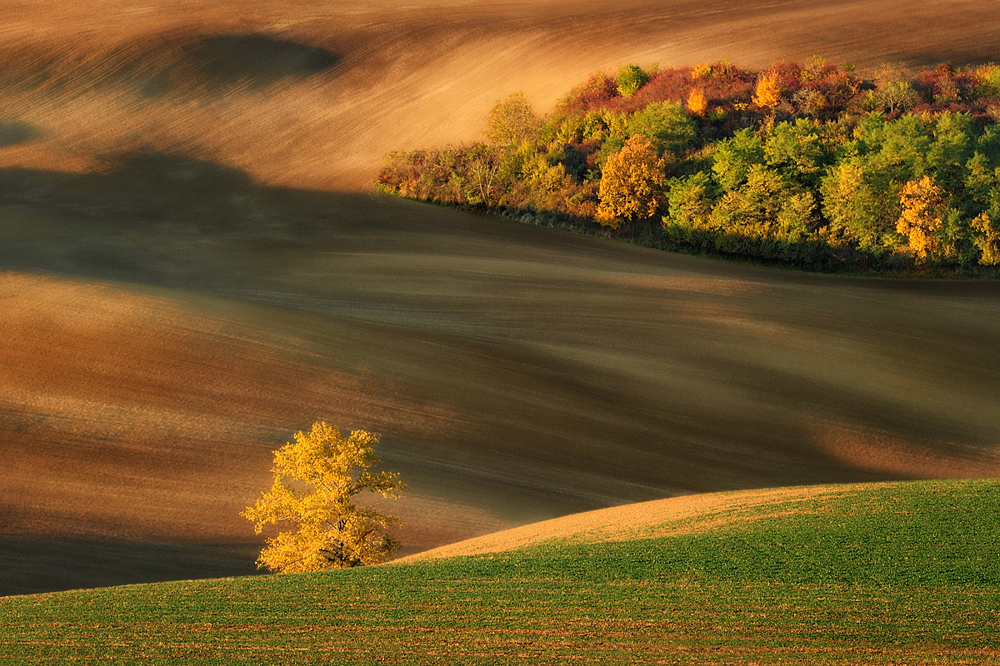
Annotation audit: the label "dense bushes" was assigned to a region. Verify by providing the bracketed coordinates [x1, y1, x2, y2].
[378, 60, 1000, 273]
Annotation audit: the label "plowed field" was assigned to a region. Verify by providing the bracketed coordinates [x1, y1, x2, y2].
[2, 0, 999, 594]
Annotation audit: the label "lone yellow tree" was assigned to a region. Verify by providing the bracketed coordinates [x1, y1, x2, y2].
[242, 422, 405, 573]
[596, 134, 665, 228]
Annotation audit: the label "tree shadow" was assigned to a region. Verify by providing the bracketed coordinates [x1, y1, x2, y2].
[179, 33, 341, 91]
[0, 121, 41, 148]
[0, 536, 260, 597]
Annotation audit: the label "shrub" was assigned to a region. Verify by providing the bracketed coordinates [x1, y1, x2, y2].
[627, 101, 697, 154]
[616, 64, 651, 97]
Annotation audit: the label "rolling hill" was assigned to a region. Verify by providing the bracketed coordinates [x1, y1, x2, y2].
[2, 479, 998, 664]
[2, 0, 1000, 595]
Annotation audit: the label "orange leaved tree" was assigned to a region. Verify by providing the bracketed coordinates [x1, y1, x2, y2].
[753, 71, 782, 110]
[242, 421, 405, 572]
[687, 88, 708, 115]
[596, 134, 665, 228]
[896, 175, 946, 261]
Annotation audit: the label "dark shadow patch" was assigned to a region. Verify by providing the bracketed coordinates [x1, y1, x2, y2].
[179, 33, 341, 90]
[0, 32, 341, 99]
[98, 151, 255, 192]
[0, 536, 261, 596]
[0, 121, 41, 147]
[0, 150, 262, 254]
[92, 151, 258, 228]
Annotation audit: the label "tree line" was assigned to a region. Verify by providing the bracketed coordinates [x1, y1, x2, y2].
[377, 59, 1000, 273]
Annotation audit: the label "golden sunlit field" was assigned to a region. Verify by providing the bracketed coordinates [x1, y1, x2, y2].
[2, 0, 1000, 605]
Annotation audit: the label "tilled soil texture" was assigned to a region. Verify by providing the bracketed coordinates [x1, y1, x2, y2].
[2, 0, 999, 188]
[3, 177, 999, 594]
[2, 0, 1000, 594]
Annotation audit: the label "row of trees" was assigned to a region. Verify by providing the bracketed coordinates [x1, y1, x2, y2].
[664, 113, 1000, 267]
[378, 60, 1000, 272]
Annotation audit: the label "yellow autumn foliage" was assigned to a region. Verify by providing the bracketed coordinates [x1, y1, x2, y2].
[596, 134, 665, 228]
[691, 64, 712, 80]
[687, 88, 708, 116]
[485, 91, 541, 146]
[242, 421, 405, 573]
[753, 72, 782, 109]
[896, 175, 945, 261]
[971, 212, 1000, 265]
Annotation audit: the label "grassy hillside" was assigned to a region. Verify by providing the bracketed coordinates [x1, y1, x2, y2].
[2, 479, 999, 664]
[4, 0, 1000, 595]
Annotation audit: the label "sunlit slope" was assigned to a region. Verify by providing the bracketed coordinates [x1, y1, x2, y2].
[401, 484, 866, 561]
[0, 271, 507, 595]
[2, 480, 999, 664]
[2, 0, 999, 189]
[404, 479, 1000, 564]
[2, 165, 999, 593]
[3, 0, 1000, 595]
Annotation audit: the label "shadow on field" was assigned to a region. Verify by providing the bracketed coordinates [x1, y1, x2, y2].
[180, 34, 341, 90]
[0, 32, 342, 99]
[0, 537, 259, 597]
[0, 121, 41, 148]
[3, 153, 1000, 595]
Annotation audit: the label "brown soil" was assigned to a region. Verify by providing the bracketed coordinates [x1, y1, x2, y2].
[2, 0, 1000, 595]
[1, 1, 998, 189]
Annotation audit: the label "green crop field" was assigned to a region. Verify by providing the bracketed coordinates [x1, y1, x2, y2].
[4, 4, 1000, 664]
[3, 479, 998, 665]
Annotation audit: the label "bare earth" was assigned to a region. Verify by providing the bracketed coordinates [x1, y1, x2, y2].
[398, 483, 868, 561]
[1, 0, 999, 595]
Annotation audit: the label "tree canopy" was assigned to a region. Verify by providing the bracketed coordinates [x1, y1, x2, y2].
[378, 58, 1000, 274]
[597, 134, 665, 227]
[242, 422, 405, 573]
[485, 92, 541, 146]
[616, 64, 651, 97]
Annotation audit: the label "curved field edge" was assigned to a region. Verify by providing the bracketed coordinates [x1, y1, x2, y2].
[399, 482, 870, 560]
[377, 61, 1000, 276]
[2, 478, 998, 665]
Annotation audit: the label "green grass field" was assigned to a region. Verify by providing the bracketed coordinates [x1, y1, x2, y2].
[3, 479, 998, 665]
